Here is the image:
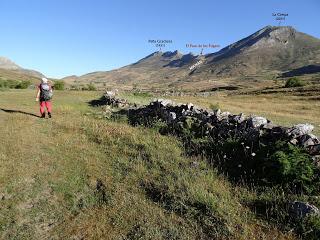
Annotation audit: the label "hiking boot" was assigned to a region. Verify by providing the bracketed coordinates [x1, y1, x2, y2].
[41, 113, 46, 118]
[48, 112, 52, 118]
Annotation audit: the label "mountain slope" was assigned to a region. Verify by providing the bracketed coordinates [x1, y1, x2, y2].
[63, 50, 194, 89]
[201, 26, 320, 76]
[0, 56, 44, 82]
[0, 57, 21, 70]
[63, 26, 320, 91]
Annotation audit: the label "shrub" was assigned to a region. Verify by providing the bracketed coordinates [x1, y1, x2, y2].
[195, 138, 319, 193]
[285, 77, 305, 88]
[299, 214, 320, 240]
[15, 80, 31, 89]
[54, 80, 65, 90]
[0, 79, 30, 89]
[8, 80, 20, 88]
[266, 142, 317, 193]
[87, 83, 97, 91]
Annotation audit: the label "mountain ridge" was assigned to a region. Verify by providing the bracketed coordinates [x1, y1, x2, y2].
[62, 25, 320, 90]
[0, 57, 22, 70]
[0, 56, 44, 80]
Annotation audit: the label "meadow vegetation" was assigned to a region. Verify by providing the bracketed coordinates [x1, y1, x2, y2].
[0, 89, 319, 239]
[285, 77, 305, 88]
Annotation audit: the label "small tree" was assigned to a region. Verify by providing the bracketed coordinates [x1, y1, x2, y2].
[54, 80, 65, 90]
[285, 77, 305, 88]
[87, 83, 97, 91]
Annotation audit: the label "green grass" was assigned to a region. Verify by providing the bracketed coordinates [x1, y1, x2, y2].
[0, 89, 301, 239]
[119, 91, 153, 106]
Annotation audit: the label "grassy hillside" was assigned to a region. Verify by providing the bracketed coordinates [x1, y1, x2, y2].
[0, 90, 317, 239]
[0, 69, 41, 85]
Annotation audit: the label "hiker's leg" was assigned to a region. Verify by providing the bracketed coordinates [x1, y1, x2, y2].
[40, 101, 45, 115]
[46, 101, 52, 113]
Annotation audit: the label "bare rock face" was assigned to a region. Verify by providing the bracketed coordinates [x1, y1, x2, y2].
[250, 26, 296, 49]
[269, 26, 296, 41]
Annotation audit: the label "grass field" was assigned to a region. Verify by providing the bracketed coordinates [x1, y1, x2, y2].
[0, 89, 314, 239]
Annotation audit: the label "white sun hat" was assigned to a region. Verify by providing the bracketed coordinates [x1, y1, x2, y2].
[41, 77, 48, 83]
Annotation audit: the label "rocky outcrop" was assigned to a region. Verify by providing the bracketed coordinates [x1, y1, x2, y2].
[103, 91, 132, 108]
[127, 99, 320, 157]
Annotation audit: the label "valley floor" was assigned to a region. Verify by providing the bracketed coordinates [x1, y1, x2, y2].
[0, 90, 306, 239]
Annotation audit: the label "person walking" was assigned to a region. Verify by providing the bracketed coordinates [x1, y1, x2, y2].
[36, 77, 53, 118]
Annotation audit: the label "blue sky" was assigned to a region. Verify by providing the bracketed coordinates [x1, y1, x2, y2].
[0, 0, 319, 78]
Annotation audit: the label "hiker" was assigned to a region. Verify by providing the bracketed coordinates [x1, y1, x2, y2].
[36, 77, 53, 118]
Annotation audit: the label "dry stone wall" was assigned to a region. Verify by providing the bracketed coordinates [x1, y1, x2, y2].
[128, 98, 320, 159]
[99, 95, 320, 193]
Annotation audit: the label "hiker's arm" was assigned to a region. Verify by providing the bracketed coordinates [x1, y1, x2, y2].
[36, 89, 40, 101]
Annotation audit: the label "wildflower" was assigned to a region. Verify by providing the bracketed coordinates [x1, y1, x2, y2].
[223, 154, 227, 158]
[238, 164, 242, 168]
[251, 153, 256, 156]
[246, 146, 250, 149]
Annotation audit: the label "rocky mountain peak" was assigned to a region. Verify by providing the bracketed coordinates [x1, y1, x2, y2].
[0, 57, 21, 70]
[207, 25, 301, 62]
[162, 50, 182, 58]
[245, 26, 298, 51]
